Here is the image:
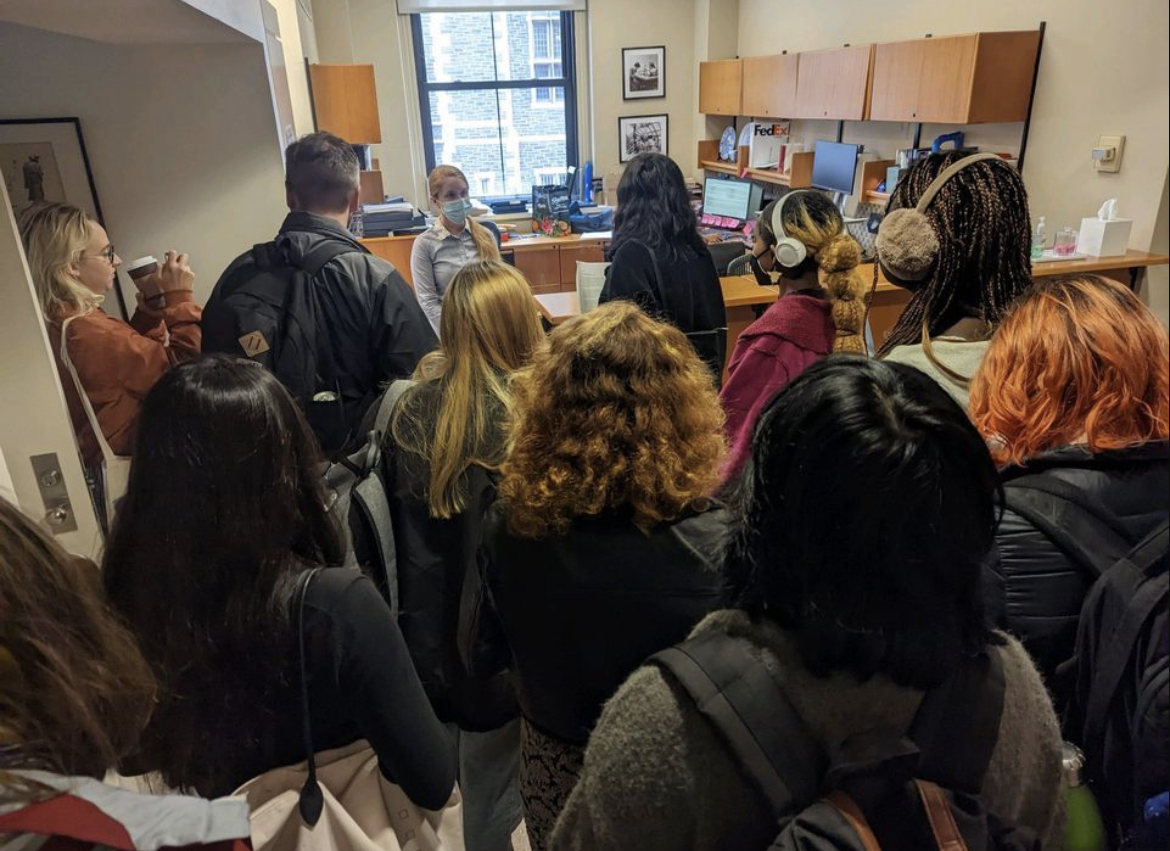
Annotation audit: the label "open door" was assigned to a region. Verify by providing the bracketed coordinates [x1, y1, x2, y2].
[0, 179, 102, 556]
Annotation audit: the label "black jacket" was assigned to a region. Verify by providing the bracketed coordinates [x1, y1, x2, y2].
[986, 442, 1169, 687]
[460, 503, 732, 745]
[210, 213, 436, 448]
[600, 239, 728, 380]
[157, 568, 455, 806]
[382, 383, 517, 732]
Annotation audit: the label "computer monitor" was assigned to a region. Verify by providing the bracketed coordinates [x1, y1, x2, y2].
[702, 176, 763, 223]
[811, 140, 860, 195]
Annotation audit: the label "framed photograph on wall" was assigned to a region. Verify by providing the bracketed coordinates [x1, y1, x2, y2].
[619, 114, 668, 163]
[0, 118, 127, 319]
[622, 46, 665, 100]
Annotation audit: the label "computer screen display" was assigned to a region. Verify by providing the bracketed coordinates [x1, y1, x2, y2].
[702, 177, 762, 221]
[811, 141, 860, 195]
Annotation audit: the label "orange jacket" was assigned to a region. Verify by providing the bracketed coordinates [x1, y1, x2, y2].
[47, 291, 202, 467]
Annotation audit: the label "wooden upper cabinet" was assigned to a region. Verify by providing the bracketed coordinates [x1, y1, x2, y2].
[793, 45, 873, 120]
[309, 63, 382, 144]
[869, 31, 1040, 124]
[741, 54, 799, 119]
[699, 59, 743, 116]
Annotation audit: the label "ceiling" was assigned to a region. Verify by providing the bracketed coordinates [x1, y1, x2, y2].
[0, 0, 254, 45]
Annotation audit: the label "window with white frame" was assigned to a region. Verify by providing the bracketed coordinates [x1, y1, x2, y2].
[412, 10, 578, 199]
[473, 171, 495, 195]
[530, 14, 562, 105]
[533, 167, 568, 186]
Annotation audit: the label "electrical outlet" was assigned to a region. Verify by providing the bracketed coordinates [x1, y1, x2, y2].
[1094, 135, 1125, 173]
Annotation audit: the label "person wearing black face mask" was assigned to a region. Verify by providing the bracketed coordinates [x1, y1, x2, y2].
[718, 193, 867, 480]
[744, 216, 780, 288]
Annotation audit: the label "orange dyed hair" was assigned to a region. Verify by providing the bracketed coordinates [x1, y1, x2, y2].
[969, 275, 1169, 467]
[500, 301, 726, 537]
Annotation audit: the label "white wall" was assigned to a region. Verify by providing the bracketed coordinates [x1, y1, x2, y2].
[737, 0, 1170, 322]
[270, 0, 317, 138]
[587, 0, 699, 181]
[0, 22, 289, 305]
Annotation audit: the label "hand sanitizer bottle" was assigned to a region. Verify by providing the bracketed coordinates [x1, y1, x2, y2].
[1031, 216, 1047, 260]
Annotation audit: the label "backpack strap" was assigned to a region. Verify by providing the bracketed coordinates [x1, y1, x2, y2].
[345, 379, 414, 615]
[909, 650, 1006, 795]
[372, 379, 414, 445]
[1080, 520, 1170, 752]
[276, 237, 358, 393]
[650, 631, 825, 818]
[293, 567, 324, 826]
[1002, 474, 1134, 581]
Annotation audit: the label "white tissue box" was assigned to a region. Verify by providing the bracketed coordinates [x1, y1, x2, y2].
[1076, 217, 1132, 257]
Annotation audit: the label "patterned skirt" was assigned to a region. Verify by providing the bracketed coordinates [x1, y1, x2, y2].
[518, 719, 585, 851]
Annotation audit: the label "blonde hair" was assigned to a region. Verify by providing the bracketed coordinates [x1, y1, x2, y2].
[501, 301, 726, 538]
[428, 165, 502, 262]
[778, 194, 868, 354]
[392, 260, 543, 518]
[17, 202, 103, 319]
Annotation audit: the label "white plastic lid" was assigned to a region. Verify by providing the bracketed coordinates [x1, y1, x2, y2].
[126, 255, 158, 273]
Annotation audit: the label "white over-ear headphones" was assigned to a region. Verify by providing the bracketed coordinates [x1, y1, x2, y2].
[770, 190, 809, 269]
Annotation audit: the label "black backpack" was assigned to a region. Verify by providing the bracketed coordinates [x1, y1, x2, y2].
[203, 237, 355, 455]
[1003, 476, 1169, 846]
[321, 379, 413, 615]
[651, 632, 1040, 851]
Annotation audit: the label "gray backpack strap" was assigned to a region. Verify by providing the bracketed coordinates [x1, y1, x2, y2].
[650, 631, 824, 818]
[373, 379, 414, 444]
[348, 379, 414, 615]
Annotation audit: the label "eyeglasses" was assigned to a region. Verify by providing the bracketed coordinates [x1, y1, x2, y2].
[82, 246, 116, 264]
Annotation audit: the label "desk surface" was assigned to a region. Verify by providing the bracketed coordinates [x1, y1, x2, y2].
[1028, 249, 1168, 277]
[534, 251, 1170, 325]
[362, 232, 611, 252]
[535, 276, 775, 325]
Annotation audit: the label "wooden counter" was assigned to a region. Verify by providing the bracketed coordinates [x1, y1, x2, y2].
[535, 250, 1169, 376]
[361, 232, 610, 290]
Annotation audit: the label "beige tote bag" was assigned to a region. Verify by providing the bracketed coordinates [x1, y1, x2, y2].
[58, 314, 132, 524]
[233, 569, 464, 851]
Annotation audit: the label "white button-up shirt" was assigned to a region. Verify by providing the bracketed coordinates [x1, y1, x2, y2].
[410, 221, 480, 337]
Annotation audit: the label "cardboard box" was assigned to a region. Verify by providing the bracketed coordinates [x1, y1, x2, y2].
[1076, 217, 1132, 257]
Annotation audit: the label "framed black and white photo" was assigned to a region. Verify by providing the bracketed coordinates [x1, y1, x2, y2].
[622, 46, 665, 100]
[1, 118, 103, 221]
[1, 118, 126, 319]
[618, 114, 668, 162]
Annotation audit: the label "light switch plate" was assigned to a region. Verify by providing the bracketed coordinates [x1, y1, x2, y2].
[1095, 135, 1125, 173]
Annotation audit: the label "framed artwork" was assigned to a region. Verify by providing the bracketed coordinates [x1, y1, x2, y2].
[618, 114, 668, 163]
[622, 46, 665, 100]
[0, 118, 127, 319]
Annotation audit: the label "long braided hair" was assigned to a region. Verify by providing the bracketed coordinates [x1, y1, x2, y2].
[877, 152, 1032, 357]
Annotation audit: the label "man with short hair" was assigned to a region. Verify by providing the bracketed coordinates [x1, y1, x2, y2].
[204, 132, 436, 455]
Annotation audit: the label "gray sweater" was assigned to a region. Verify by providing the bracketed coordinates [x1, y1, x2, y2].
[883, 338, 990, 410]
[551, 609, 1065, 851]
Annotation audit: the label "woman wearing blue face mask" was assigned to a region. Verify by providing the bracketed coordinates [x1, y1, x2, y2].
[411, 165, 503, 337]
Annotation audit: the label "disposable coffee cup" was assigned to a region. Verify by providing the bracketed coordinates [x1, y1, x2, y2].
[126, 255, 159, 283]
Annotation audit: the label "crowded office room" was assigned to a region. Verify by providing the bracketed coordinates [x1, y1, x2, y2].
[1, 0, 1168, 849]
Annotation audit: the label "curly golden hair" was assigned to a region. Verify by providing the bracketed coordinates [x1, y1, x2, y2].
[500, 301, 726, 537]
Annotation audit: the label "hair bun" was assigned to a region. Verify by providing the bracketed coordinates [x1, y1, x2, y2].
[817, 234, 862, 273]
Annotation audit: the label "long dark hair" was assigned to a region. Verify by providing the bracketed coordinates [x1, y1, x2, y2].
[877, 151, 1032, 355]
[1, 499, 154, 784]
[726, 356, 1000, 689]
[607, 152, 704, 262]
[103, 356, 345, 795]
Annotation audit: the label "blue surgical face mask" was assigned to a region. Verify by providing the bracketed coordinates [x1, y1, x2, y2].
[441, 199, 472, 225]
